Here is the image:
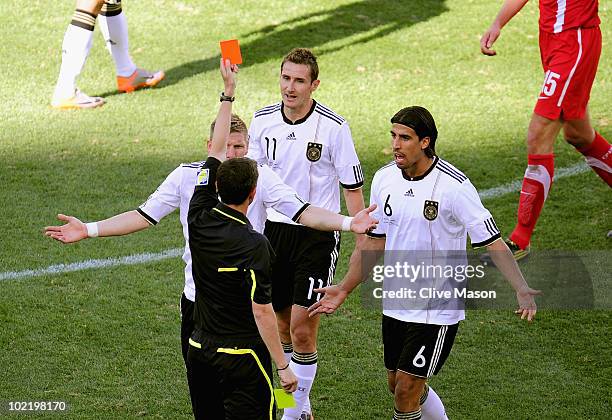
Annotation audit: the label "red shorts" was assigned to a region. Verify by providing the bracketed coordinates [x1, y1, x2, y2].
[535, 26, 601, 120]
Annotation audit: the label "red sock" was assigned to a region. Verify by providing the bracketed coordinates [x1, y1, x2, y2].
[510, 154, 554, 250]
[577, 132, 612, 187]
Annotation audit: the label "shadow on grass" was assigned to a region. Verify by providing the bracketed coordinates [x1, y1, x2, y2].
[96, 0, 448, 97]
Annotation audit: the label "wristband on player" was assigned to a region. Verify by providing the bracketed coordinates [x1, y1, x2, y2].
[341, 216, 353, 232]
[86, 222, 99, 238]
[276, 363, 290, 371]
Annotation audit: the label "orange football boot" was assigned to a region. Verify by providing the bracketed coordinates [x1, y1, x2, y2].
[117, 68, 165, 93]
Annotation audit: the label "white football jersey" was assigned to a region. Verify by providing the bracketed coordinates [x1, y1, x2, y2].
[138, 161, 308, 301]
[247, 100, 364, 224]
[368, 157, 501, 325]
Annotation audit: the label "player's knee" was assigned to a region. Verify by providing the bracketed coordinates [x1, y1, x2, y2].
[75, 0, 105, 14]
[388, 380, 396, 395]
[563, 126, 594, 147]
[393, 374, 422, 404]
[290, 325, 316, 349]
[526, 129, 548, 153]
[526, 115, 558, 154]
[276, 316, 291, 335]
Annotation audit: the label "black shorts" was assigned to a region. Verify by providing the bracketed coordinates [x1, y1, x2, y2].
[187, 333, 274, 420]
[180, 293, 195, 364]
[264, 220, 340, 310]
[382, 315, 459, 378]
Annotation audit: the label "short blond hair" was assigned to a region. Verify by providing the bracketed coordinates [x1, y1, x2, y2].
[209, 113, 248, 141]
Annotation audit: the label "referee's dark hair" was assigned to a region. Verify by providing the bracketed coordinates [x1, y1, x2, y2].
[217, 158, 259, 205]
[391, 106, 438, 158]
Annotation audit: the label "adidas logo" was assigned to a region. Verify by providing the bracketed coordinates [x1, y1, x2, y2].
[404, 189, 414, 197]
[286, 132, 296, 141]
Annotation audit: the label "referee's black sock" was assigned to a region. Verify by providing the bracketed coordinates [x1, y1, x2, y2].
[393, 407, 421, 420]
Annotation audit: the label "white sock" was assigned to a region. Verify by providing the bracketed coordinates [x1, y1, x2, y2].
[282, 345, 312, 416]
[420, 385, 448, 420]
[98, 8, 136, 77]
[281, 353, 317, 420]
[53, 20, 95, 101]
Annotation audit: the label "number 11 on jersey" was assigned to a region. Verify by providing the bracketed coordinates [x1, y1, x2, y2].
[308, 277, 324, 301]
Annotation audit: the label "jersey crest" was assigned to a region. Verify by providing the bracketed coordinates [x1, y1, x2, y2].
[306, 142, 323, 162]
[423, 200, 438, 221]
[196, 168, 210, 186]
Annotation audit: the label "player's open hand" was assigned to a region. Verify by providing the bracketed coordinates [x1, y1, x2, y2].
[220, 58, 238, 97]
[44, 214, 88, 244]
[307, 285, 348, 317]
[515, 286, 542, 322]
[480, 24, 501, 56]
[351, 204, 379, 234]
[278, 367, 298, 393]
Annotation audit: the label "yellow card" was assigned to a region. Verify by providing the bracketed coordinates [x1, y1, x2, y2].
[273, 389, 295, 409]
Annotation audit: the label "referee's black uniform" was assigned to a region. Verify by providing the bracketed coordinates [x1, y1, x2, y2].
[187, 156, 276, 420]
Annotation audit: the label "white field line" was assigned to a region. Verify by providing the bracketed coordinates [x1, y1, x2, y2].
[0, 248, 182, 281]
[478, 162, 588, 199]
[0, 162, 590, 282]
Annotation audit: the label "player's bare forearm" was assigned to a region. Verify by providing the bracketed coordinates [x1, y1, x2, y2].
[97, 210, 150, 236]
[486, 238, 541, 321]
[252, 302, 288, 368]
[341, 235, 385, 293]
[486, 239, 529, 291]
[481, 0, 529, 55]
[491, 0, 529, 29]
[297, 204, 378, 233]
[308, 235, 385, 316]
[44, 210, 149, 243]
[343, 188, 365, 216]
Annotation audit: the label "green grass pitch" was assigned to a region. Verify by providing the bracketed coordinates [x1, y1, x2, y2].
[0, 0, 610, 418]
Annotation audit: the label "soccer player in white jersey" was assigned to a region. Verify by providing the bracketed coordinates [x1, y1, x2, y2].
[44, 59, 377, 412]
[51, 0, 164, 109]
[246, 48, 365, 420]
[308, 107, 541, 420]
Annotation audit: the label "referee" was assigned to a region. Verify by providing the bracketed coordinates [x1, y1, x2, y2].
[309, 106, 540, 420]
[185, 61, 297, 419]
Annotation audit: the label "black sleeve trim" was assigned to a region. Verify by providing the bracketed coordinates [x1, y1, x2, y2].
[366, 232, 386, 239]
[292, 203, 311, 222]
[471, 233, 501, 249]
[340, 180, 364, 190]
[137, 208, 158, 226]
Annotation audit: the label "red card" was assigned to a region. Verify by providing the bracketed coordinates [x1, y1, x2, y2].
[220, 39, 243, 65]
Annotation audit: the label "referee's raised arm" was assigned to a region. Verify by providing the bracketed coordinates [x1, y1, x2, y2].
[209, 58, 238, 161]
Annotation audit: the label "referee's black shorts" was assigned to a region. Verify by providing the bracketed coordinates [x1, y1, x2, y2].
[264, 220, 340, 311]
[186, 331, 275, 420]
[382, 315, 459, 378]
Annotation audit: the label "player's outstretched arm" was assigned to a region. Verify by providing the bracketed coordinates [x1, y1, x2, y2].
[209, 58, 239, 161]
[486, 238, 541, 321]
[44, 211, 150, 243]
[343, 188, 365, 216]
[308, 235, 385, 317]
[481, 0, 530, 56]
[297, 204, 378, 234]
[252, 302, 298, 392]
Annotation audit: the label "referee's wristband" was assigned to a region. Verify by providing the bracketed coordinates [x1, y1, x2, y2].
[276, 363, 290, 371]
[341, 216, 353, 232]
[86, 222, 99, 238]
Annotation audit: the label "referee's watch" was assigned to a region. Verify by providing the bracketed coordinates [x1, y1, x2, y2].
[220, 92, 235, 102]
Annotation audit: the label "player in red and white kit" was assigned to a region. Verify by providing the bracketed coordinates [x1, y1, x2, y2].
[481, 0, 611, 258]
